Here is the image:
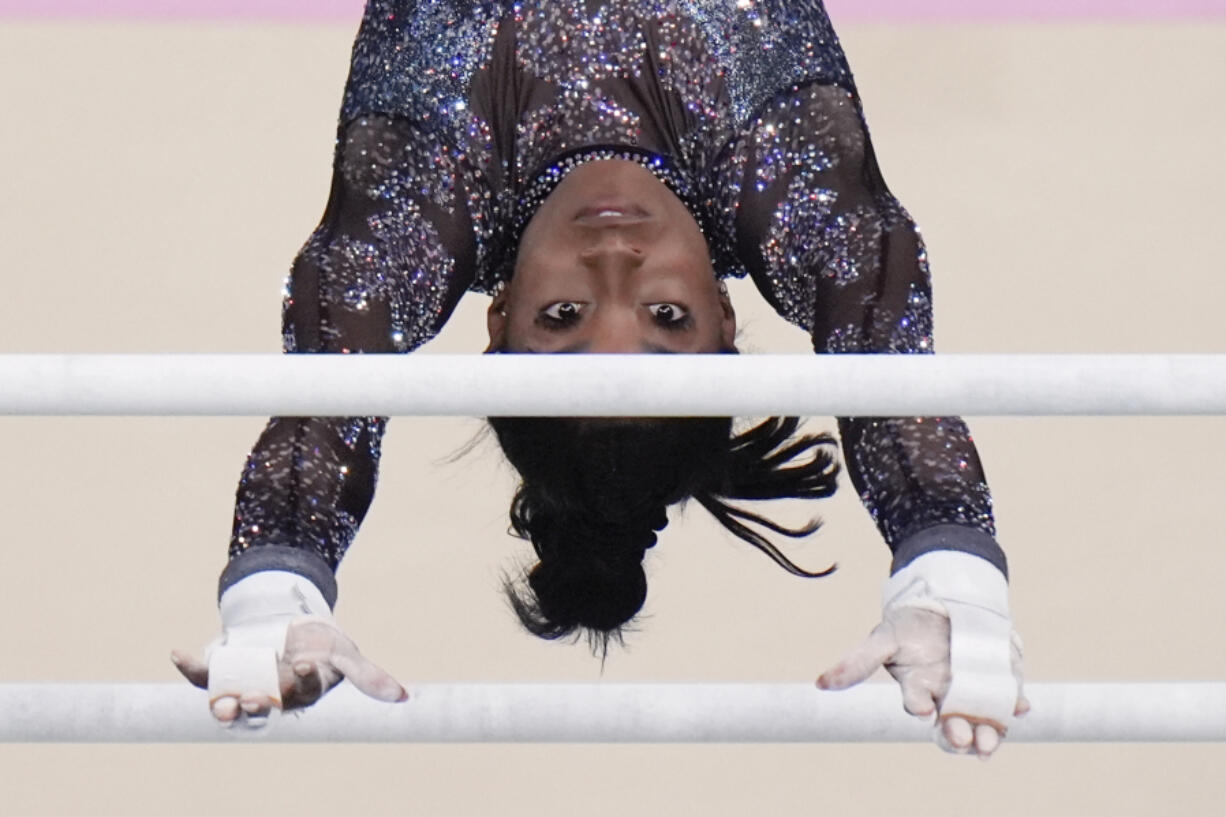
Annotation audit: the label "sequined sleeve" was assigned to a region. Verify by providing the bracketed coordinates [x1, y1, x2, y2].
[220, 115, 479, 603]
[728, 82, 1005, 575]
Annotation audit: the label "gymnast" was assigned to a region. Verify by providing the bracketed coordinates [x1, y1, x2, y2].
[172, 0, 1026, 756]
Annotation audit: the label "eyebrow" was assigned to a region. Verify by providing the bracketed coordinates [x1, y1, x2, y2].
[524, 342, 678, 354]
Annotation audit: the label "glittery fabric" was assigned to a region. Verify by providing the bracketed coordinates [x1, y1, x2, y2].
[226, 0, 999, 586]
[231, 418, 384, 570]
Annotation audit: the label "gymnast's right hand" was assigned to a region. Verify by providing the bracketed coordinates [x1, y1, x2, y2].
[171, 570, 407, 727]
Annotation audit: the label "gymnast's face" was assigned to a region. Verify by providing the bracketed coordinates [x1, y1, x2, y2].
[488, 160, 736, 354]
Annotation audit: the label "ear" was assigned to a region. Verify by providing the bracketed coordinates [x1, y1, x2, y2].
[717, 285, 737, 350]
[485, 290, 509, 352]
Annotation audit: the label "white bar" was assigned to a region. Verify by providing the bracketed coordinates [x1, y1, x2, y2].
[0, 354, 1224, 417]
[1, 683, 1222, 743]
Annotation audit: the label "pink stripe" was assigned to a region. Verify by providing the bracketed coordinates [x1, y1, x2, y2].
[0, 0, 362, 21]
[1, 0, 1223, 22]
[829, 0, 1226, 21]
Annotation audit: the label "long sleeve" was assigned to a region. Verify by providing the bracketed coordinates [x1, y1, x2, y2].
[725, 81, 1004, 575]
[221, 114, 481, 603]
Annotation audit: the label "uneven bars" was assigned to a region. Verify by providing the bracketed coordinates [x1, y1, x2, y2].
[2, 682, 1223, 743]
[1, 354, 1225, 416]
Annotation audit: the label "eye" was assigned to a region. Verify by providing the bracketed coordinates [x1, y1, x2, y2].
[538, 301, 585, 328]
[647, 302, 691, 329]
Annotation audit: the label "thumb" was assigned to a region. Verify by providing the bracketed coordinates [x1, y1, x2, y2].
[171, 650, 210, 689]
[331, 651, 409, 703]
[817, 625, 897, 690]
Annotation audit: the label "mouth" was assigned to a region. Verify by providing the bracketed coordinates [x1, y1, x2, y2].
[574, 203, 652, 226]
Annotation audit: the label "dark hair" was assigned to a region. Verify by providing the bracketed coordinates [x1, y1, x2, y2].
[488, 415, 839, 653]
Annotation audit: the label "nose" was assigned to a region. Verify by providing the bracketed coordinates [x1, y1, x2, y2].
[573, 230, 650, 353]
[578, 230, 645, 271]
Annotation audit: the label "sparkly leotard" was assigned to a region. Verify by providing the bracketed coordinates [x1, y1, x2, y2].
[221, 0, 1003, 604]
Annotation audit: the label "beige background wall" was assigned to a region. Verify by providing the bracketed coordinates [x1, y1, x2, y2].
[1, 18, 1224, 816]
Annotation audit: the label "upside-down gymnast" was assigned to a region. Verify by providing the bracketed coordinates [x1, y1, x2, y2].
[173, 0, 1026, 756]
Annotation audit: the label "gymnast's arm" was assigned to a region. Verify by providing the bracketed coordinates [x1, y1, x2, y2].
[173, 114, 479, 723]
[728, 81, 1024, 755]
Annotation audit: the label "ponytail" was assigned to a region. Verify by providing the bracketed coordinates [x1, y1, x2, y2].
[490, 416, 839, 653]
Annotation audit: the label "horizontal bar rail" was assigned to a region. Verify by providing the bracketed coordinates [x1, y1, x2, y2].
[1, 354, 1225, 417]
[2, 682, 1222, 743]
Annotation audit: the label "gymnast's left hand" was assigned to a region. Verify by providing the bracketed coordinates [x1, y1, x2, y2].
[816, 551, 1027, 758]
[171, 570, 407, 727]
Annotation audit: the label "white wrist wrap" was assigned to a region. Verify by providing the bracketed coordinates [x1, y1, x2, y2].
[885, 551, 1016, 729]
[218, 570, 333, 628]
[208, 571, 333, 710]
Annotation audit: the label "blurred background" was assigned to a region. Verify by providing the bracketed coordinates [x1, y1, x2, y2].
[1, 1, 1224, 814]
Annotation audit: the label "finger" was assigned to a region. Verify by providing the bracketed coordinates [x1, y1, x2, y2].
[1015, 692, 1031, 717]
[942, 716, 974, 751]
[973, 723, 1001, 757]
[281, 660, 325, 710]
[238, 692, 276, 719]
[331, 652, 409, 703]
[227, 692, 280, 731]
[171, 650, 209, 689]
[899, 677, 938, 718]
[210, 695, 240, 724]
[817, 627, 897, 690]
